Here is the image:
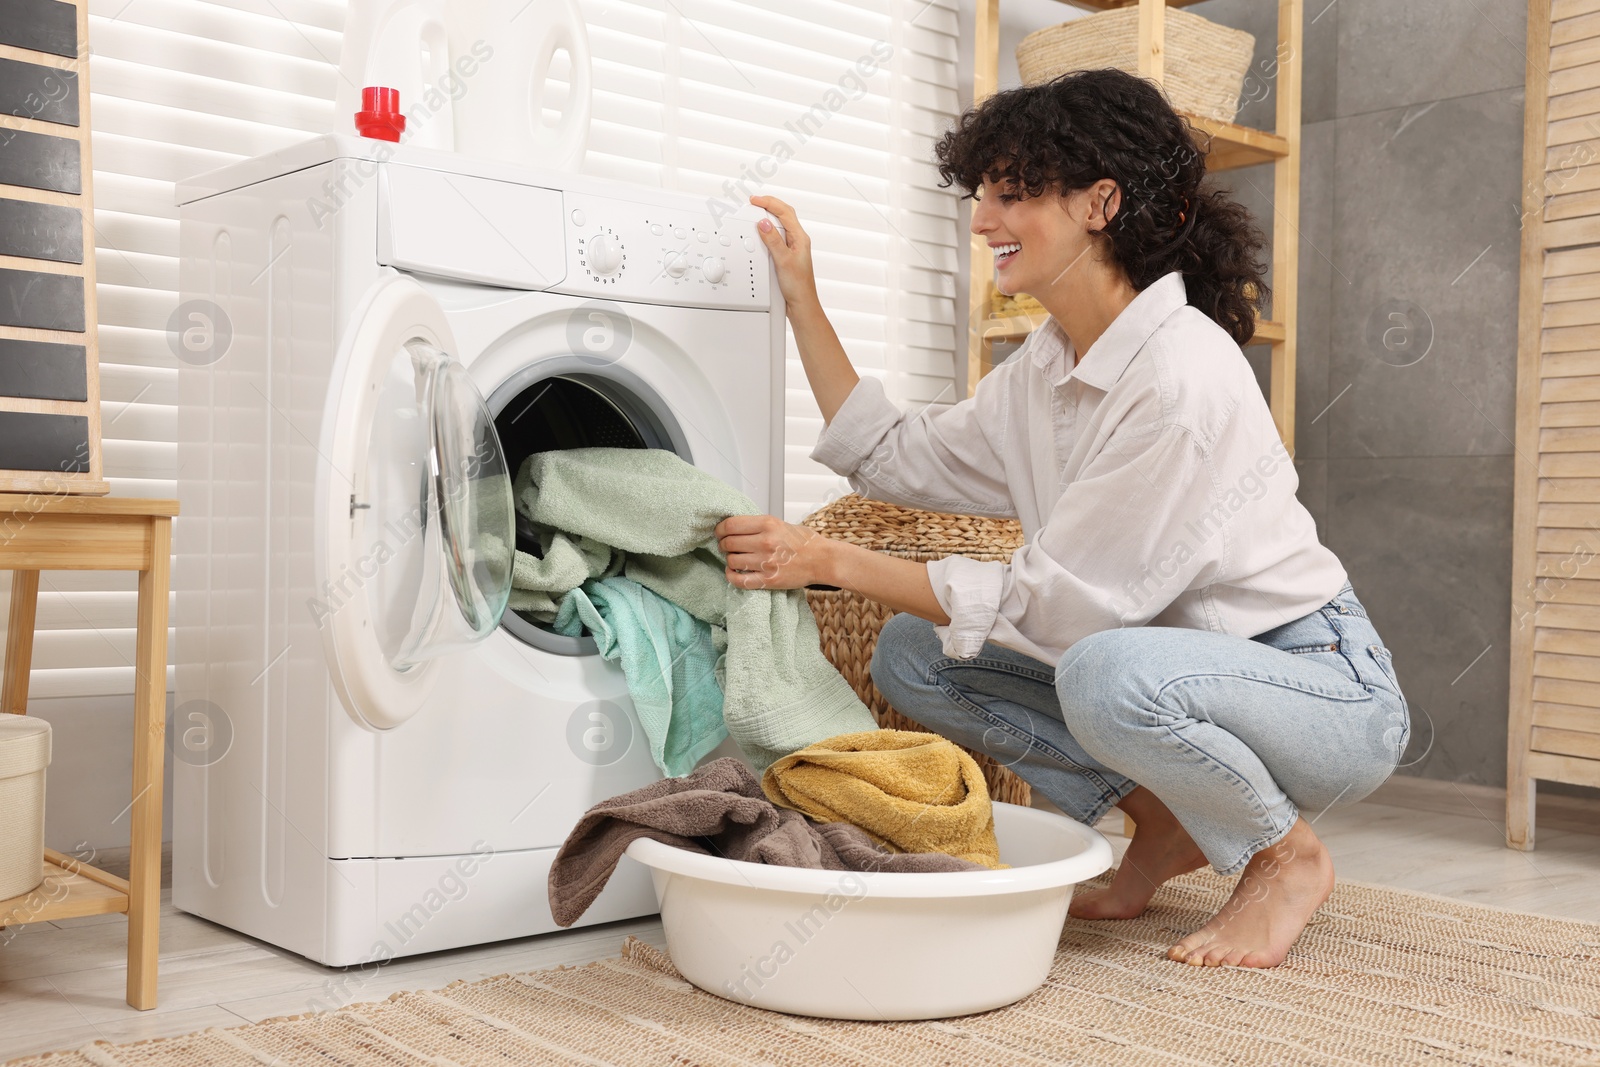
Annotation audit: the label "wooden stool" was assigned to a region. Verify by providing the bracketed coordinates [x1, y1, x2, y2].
[0, 494, 177, 1010]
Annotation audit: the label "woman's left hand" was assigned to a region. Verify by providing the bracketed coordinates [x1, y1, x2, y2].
[714, 514, 835, 590]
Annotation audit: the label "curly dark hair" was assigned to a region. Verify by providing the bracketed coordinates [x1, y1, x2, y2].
[933, 67, 1270, 346]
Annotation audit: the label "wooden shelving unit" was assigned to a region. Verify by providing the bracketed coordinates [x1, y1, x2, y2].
[966, 0, 1303, 453]
[0, 847, 134, 923]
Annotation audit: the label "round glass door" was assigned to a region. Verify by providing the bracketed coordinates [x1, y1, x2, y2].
[361, 340, 513, 671]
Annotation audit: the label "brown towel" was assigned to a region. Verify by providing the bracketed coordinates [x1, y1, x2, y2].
[548, 757, 985, 927]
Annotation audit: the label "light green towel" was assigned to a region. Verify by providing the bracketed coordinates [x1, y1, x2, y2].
[506, 526, 622, 620]
[552, 576, 728, 778]
[517, 447, 880, 771]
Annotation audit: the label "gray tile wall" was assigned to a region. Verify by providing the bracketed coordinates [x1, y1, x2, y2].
[1197, 0, 1551, 793]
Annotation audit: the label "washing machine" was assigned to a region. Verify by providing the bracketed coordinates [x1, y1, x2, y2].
[171, 134, 783, 967]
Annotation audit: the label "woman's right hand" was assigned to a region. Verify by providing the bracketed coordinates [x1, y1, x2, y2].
[749, 195, 819, 312]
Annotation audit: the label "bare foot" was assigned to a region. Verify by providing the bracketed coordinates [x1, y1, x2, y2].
[1167, 816, 1335, 969]
[1070, 787, 1207, 920]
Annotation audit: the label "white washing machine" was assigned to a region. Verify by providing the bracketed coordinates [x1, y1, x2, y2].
[171, 134, 783, 967]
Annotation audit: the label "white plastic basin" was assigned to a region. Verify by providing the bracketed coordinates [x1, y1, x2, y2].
[623, 801, 1114, 1020]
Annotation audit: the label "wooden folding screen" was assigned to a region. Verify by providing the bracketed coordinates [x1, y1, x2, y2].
[1508, 0, 1600, 848]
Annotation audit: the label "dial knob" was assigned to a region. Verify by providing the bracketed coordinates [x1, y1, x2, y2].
[663, 251, 689, 278]
[700, 256, 726, 284]
[588, 233, 623, 275]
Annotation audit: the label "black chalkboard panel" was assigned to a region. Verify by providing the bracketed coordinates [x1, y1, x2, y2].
[0, 409, 88, 471]
[0, 338, 86, 401]
[0, 0, 77, 58]
[0, 128, 80, 194]
[0, 0, 102, 490]
[0, 267, 85, 331]
[0, 56, 79, 127]
[0, 198, 83, 263]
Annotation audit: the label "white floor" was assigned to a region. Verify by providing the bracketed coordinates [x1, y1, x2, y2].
[0, 778, 1595, 1064]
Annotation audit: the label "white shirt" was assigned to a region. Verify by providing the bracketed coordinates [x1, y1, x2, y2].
[809, 269, 1348, 666]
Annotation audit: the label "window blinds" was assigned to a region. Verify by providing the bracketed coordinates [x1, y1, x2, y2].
[10, 0, 344, 700]
[571, 0, 963, 519]
[12, 0, 960, 699]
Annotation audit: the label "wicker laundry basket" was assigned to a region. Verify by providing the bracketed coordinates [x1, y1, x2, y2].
[800, 494, 1032, 807]
[1016, 8, 1256, 125]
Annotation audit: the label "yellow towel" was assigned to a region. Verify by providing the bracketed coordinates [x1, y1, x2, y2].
[760, 730, 1008, 870]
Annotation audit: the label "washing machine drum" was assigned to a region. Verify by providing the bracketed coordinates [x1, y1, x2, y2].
[494, 376, 656, 455]
[321, 276, 518, 730]
[488, 369, 683, 654]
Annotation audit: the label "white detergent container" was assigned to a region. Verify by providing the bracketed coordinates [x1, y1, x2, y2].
[337, 0, 457, 149]
[450, 0, 592, 171]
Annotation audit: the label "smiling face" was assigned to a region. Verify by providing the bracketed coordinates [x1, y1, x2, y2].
[971, 172, 1123, 298]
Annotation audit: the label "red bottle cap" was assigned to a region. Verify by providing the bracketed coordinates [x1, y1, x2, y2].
[355, 86, 406, 142]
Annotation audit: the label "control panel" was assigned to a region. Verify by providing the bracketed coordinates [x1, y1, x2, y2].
[558, 189, 771, 310]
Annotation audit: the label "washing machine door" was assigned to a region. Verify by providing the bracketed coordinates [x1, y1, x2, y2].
[322, 275, 514, 729]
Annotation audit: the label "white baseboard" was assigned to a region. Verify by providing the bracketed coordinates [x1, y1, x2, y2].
[1370, 772, 1600, 837]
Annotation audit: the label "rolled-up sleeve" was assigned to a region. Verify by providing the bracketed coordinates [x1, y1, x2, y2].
[924, 422, 1222, 663]
[808, 371, 1015, 518]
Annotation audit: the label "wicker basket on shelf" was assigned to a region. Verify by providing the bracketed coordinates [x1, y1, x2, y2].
[990, 289, 1047, 319]
[800, 493, 1032, 807]
[1016, 8, 1256, 125]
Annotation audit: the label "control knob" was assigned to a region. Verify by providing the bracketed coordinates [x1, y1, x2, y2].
[663, 251, 689, 278]
[587, 233, 623, 275]
[700, 256, 726, 284]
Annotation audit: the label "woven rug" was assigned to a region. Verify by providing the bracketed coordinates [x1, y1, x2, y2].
[11, 870, 1600, 1067]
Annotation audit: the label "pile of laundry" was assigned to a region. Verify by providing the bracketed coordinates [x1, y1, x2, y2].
[513, 447, 1011, 924]
[508, 446, 880, 774]
[549, 728, 1009, 927]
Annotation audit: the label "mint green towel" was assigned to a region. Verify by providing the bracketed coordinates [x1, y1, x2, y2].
[552, 576, 729, 778]
[515, 448, 880, 771]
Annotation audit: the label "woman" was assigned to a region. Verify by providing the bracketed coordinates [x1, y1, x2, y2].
[713, 68, 1410, 969]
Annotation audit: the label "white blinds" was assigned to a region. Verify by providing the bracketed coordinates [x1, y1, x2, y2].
[574, 0, 962, 519]
[16, 0, 343, 699]
[11, 0, 960, 699]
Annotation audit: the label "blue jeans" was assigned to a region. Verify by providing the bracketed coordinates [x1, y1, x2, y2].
[870, 581, 1410, 876]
